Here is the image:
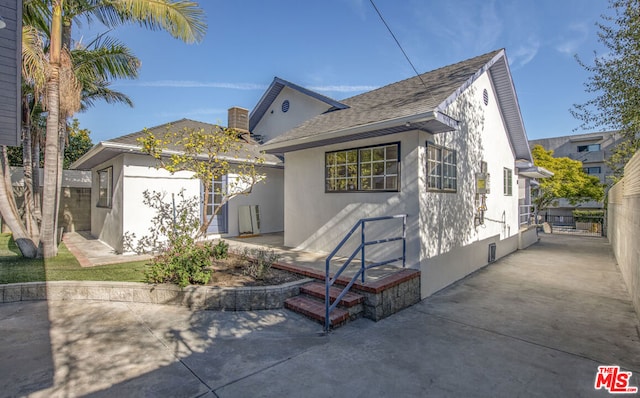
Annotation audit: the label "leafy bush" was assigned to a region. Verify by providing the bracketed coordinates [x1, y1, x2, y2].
[123, 189, 215, 288]
[145, 236, 213, 288]
[241, 247, 280, 280]
[212, 240, 229, 259]
[572, 210, 605, 222]
[123, 189, 201, 255]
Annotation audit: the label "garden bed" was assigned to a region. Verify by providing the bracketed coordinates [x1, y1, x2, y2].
[208, 254, 305, 286]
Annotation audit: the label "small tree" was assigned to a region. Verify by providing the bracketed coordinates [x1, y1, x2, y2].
[532, 145, 605, 212]
[572, 0, 640, 180]
[138, 125, 266, 236]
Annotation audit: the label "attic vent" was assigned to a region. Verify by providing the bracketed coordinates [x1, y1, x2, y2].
[282, 100, 290, 113]
[483, 89, 489, 106]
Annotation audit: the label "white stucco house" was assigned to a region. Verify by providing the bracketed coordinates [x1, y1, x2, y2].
[71, 110, 284, 253]
[259, 49, 543, 298]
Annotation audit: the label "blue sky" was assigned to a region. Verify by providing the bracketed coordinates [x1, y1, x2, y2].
[74, 0, 610, 144]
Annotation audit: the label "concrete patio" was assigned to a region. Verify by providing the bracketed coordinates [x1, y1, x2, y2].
[1, 233, 638, 397]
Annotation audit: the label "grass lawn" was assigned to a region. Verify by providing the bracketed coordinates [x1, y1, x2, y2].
[0, 233, 149, 284]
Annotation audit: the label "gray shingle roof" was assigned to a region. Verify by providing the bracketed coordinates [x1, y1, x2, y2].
[71, 118, 282, 170]
[263, 50, 502, 147]
[108, 118, 280, 163]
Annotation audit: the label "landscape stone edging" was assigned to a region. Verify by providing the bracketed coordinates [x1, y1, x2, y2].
[0, 279, 314, 311]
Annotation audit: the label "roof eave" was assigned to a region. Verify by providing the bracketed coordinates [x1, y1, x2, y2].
[71, 141, 283, 170]
[262, 110, 457, 153]
[518, 166, 554, 179]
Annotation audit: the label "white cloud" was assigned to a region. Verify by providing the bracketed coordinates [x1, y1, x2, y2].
[307, 84, 379, 93]
[509, 39, 540, 68]
[555, 22, 589, 55]
[124, 80, 268, 90]
[121, 80, 375, 94]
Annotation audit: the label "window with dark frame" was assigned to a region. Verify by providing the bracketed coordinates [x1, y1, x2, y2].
[97, 167, 112, 208]
[503, 168, 513, 196]
[426, 142, 457, 192]
[325, 143, 400, 192]
[577, 144, 601, 152]
[583, 166, 602, 174]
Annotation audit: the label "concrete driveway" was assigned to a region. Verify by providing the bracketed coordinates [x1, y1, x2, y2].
[1, 234, 638, 397]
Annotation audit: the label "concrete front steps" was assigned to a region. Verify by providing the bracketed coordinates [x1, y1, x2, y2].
[276, 261, 421, 330]
[284, 282, 365, 328]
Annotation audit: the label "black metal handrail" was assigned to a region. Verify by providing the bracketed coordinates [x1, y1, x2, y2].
[324, 214, 407, 332]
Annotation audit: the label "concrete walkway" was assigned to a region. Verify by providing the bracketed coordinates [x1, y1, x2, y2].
[63, 231, 151, 267]
[1, 234, 638, 397]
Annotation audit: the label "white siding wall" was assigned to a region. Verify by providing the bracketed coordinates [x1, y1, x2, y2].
[419, 71, 520, 296]
[281, 71, 521, 298]
[90, 153, 284, 252]
[253, 86, 333, 143]
[283, 132, 422, 268]
[121, 154, 199, 253]
[226, 166, 284, 236]
[91, 155, 124, 251]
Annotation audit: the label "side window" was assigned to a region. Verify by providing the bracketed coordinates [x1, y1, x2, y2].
[503, 168, 513, 196]
[426, 142, 457, 192]
[97, 167, 112, 208]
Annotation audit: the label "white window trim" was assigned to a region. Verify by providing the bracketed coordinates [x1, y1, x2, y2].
[426, 142, 457, 193]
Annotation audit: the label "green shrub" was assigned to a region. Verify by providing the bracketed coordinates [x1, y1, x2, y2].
[572, 209, 605, 222]
[212, 239, 229, 259]
[145, 235, 213, 288]
[241, 247, 280, 280]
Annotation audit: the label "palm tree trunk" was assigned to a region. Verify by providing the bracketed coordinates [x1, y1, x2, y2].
[40, 1, 63, 258]
[32, 130, 41, 220]
[0, 147, 37, 258]
[54, 120, 66, 242]
[21, 97, 40, 243]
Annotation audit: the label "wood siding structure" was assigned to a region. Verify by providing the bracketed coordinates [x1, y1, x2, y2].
[0, 0, 21, 147]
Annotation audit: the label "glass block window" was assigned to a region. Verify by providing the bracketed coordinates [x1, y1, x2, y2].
[325, 143, 399, 192]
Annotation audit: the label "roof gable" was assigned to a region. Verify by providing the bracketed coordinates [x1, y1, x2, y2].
[249, 77, 349, 131]
[260, 49, 532, 162]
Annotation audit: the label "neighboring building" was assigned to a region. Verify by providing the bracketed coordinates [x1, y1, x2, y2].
[9, 168, 92, 233]
[529, 130, 621, 216]
[71, 108, 284, 253]
[0, 0, 21, 147]
[261, 49, 543, 298]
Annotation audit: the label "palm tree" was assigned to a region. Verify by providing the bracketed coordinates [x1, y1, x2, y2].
[0, 0, 206, 257]
[38, 0, 206, 257]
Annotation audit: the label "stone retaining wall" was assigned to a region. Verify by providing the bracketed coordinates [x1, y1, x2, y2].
[0, 279, 313, 311]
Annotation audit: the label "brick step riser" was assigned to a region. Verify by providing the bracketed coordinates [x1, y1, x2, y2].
[284, 295, 355, 328]
[299, 283, 365, 309]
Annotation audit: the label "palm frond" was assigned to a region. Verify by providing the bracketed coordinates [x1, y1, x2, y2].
[22, 0, 51, 36]
[93, 0, 207, 43]
[21, 25, 48, 100]
[72, 35, 141, 83]
[81, 79, 134, 110]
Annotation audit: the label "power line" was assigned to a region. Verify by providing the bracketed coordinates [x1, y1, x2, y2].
[369, 0, 428, 90]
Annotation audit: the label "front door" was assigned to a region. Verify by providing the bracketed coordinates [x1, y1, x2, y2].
[203, 174, 228, 234]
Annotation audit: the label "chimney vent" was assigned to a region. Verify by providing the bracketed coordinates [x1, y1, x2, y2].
[228, 107, 249, 132]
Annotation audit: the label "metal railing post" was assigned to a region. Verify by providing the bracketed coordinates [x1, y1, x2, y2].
[325, 257, 330, 333]
[361, 221, 366, 283]
[402, 215, 406, 268]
